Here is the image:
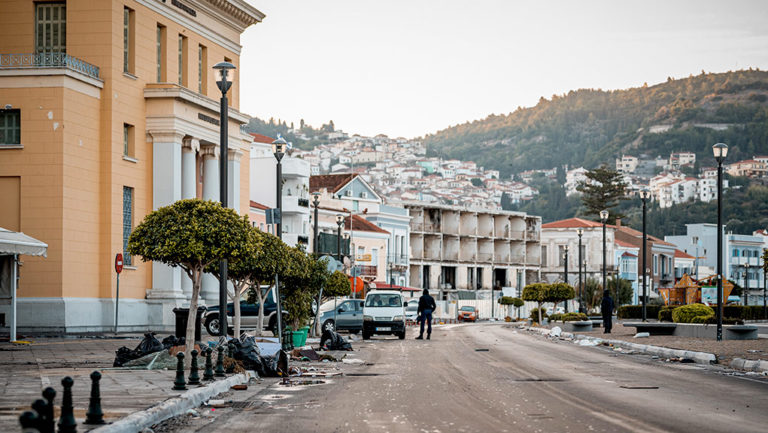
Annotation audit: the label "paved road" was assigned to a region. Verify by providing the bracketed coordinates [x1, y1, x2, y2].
[169, 323, 768, 433]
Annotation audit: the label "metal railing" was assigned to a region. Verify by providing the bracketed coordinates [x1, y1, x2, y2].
[0, 52, 100, 80]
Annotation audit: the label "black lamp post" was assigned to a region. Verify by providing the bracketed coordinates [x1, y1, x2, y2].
[639, 189, 651, 322]
[763, 249, 767, 319]
[213, 61, 235, 337]
[336, 214, 344, 261]
[563, 245, 569, 313]
[600, 209, 609, 303]
[577, 228, 583, 314]
[271, 136, 288, 350]
[312, 193, 320, 256]
[713, 142, 728, 341]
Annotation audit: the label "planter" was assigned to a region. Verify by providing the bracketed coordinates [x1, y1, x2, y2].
[559, 320, 593, 332]
[291, 327, 309, 347]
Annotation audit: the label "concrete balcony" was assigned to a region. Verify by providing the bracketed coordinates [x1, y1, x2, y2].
[0, 52, 100, 80]
[281, 157, 309, 178]
[282, 233, 309, 248]
[282, 196, 310, 214]
[730, 257, 760, 267]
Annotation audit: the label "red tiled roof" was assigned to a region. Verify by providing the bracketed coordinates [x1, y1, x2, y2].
[249, 200, 269, 210]
[310, 174, 357, 193]
[250, 133, 275, 144]
[615, 239, 637, 248]
[345, 214, 389, 234]
[621, 252, 638, 258]
[541, 218, 605, 229]
[675, 249, 695, 259]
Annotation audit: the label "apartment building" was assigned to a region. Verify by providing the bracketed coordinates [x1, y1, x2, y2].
[400, 202, 541, 300]
[615, 155, 639, 173]
[727, 159, 767, 178]
[0, 1, 263, 332]
[540, 218, 616, 287]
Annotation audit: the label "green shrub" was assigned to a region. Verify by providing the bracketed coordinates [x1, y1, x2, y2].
[690, 313, 715, 324]
[672, 303, 715, 323]
[548, 313, 562, 322]
[617, 305, 662, 320]
[722, 305, 767, 321]
[691, 316, 744, 325]
[562, 312, 588, 322]
[530, 307, 548, 322]
[658, 306, 678, 322]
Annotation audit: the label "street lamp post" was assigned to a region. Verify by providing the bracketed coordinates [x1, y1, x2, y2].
[639, 189, 651, 322]
[213, 61, 235, 337]
[563, 245, 569, 313]
[336, 214, 344, 262]
[600, 209, 609, 308]
[271, 136, 288, 350]
[713, 142, 728, 341]
[312, 193, 320, 256]
[577, 228, 583, 314]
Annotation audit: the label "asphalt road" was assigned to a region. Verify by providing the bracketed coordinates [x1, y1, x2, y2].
[168, 323, 768, 433]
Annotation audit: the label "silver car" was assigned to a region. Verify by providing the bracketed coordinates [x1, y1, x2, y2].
[319, 299, 364, 333]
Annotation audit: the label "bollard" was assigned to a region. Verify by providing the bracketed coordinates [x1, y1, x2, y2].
[57, 377, 77, 433]
[41, 387, 55, 433]
[84, 371, 105, 425]
[173, 352, 187, 390]
[214, 346, 226, 377]
[19, 411, 39, 432]
[203, 347, 214, 381]
[188, 350, 201, 386]
[31, 399, 48, 433]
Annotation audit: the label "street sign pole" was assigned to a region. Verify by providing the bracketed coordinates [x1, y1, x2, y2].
[114, 254, 123, 334]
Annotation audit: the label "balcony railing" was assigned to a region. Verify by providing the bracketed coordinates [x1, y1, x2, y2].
[0, 53, 100, 80]
[298, 198, 309, 208]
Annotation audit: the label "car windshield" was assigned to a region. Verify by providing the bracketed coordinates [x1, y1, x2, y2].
[460, 306, 475, 311]
[365, 294, 402, 308]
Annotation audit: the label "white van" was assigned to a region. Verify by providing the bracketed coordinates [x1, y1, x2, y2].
[362, 290, 407, 340]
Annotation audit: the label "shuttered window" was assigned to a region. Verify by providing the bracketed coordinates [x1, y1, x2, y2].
[35, 3, 66, 54]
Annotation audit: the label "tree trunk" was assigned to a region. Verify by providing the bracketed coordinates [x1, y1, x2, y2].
[232, 281, 248, 339]
[185, 269, 202, 368]
[537, 301, 543, 325]
[256, 284, 270, 337]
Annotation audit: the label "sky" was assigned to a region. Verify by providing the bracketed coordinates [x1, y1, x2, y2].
[239, 0, 768, 139]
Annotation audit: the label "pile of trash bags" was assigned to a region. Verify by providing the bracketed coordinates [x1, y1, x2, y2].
[320, 330, 353, 351]
[113, 333, 187, 367]
[228, 335, 283, 377]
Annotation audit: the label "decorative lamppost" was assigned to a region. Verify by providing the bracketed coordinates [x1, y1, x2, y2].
[272, 137, 287, 241]
[336, 214, 344, 261]
[713, 142, 728, 341]
[600, 209, 609, 302]
[213, 61, 235, 337]
[577, 228, 583, 314]
[639, 189, 651, 322]
[312, 193, 320, 255]
[563, 244, 569, 313]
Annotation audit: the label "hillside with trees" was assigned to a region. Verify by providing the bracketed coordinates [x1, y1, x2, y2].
[243, 116, 338, 150]
[423, 69, 768, 177]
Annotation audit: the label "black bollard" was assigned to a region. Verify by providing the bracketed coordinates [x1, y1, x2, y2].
[188, 350, 201, 386]
[214, 346, 226, 377]
[57, 376, 77, 433]
[19, 411, 39, 432]
[31, 399, 48, 433]
[84, 371, 105, 425]
[41, 387, 55, 433]
[203, 347, 214, 381]
[173, 352, 187, 390]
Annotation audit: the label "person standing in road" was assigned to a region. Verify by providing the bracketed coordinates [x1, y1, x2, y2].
[416, 289, 436, 340]
[601, 290, 614, 334]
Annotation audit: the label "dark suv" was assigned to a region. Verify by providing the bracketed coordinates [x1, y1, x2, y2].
[202, 287, 285, 335]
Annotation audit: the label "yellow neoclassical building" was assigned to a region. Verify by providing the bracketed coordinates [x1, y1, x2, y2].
[0, 0, 263, 332]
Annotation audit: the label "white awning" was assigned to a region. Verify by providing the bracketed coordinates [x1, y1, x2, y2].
[0, 227, 47, 257]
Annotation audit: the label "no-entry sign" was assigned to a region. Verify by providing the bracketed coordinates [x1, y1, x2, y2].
[115, 253, 124, 274]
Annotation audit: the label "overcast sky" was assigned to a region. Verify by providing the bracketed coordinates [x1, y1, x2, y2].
[239, 0, 768, 138]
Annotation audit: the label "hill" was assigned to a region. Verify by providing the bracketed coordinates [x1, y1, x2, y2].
[423, 70, 768, 177]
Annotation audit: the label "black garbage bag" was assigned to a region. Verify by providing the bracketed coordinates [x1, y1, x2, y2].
[161, 335, 185, 349]
[113, 332, 165, 367]
[229, 335, 284, 377]
[320, 330, 353, 351]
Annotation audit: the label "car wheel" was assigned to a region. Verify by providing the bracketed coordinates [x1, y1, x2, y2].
[362, 331, 371, 340]
[205, 315, 220, 336]
[322, 320, 335, 333]
[398, 331, 406, 340]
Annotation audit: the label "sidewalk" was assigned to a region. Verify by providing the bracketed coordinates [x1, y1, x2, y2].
[0, 335, 221, 432]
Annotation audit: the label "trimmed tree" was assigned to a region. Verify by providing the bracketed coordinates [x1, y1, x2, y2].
[128, 199, 250, 366]
[280, 246, 314, 332]
[245, 230, 289, 336]
[522, 283, 549, 324]
[499, 296, 525, 319]
[547, 282, 576, 311]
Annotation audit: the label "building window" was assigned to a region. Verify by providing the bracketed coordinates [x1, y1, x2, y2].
[178, 34, 187, 86]
[156, 25, 166, 82]
[541, 246, 547, 267]
[35, 3, 66, 54]
[653, 255, 658, 274]
[0, 110, 21, 145]
[558, 245, 566, 266]
[123, 7, 135, 73]
[198, 45, 207, 94]
[123, 186, 134, 266]
[123, 124, 134, 157]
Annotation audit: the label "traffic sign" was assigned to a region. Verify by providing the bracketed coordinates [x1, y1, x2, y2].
[115, 253, 123, 274]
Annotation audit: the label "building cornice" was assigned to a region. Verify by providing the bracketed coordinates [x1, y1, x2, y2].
[144, 84, 250, 124]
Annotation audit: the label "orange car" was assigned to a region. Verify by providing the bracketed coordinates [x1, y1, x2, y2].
[458, 306, 478, 322]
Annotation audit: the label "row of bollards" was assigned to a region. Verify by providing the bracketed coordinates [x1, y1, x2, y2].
[173, 346, 228, 391]
[20, 372, 104, 433]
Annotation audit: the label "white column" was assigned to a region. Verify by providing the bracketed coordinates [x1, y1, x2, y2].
[180, 138, 200, 300]
[201, 145, 220, 305]
[227, 149, 242, 212]
[148, 131, 184, 300]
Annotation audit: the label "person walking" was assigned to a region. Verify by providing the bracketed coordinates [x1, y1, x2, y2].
[416, 289, 436, 340]
[601, 289, 614, 334]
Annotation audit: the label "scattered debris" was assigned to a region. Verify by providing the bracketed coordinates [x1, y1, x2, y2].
[619, 385, 659, 389]
[320, 330, 353, 351]
[342, 358, 365, 364]
[229, 335, 281, 377]
[634, 332, 650, 338]
[291, 347, 321, 361]
[577, 340, 599, 347]
[205, 400, 232, 408]
[550, 326, 562, 337]
[475, 348, 490, 352]
[113, 333, 165, 367]
[231, 384, 248, 391]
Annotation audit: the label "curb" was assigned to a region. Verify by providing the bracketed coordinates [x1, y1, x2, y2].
[91, 372, 254, 433]
[521, 325, 717, 365]
[729, 358, 768, 373]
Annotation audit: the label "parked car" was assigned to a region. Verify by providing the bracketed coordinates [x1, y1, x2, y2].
[319, 299, 364, 333]
[202, 286, 286, 336]
[458, 306, 478, 322]
[405, 302, 419, 321]
[362, 290, 407, 340]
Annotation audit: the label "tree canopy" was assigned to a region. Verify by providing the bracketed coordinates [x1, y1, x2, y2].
[577, 164, 628, 223]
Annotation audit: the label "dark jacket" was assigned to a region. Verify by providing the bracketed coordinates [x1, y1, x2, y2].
[601, 295, 614, 317]
[417, 294, 436, 314]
